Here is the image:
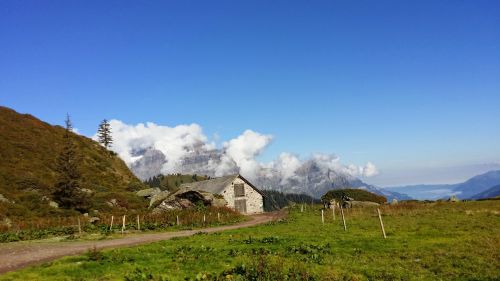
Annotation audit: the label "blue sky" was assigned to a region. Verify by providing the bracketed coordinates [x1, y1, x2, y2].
[1, 1, 499, 186]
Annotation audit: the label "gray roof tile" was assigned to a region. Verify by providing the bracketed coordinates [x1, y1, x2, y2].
[179, 174, 238, 194]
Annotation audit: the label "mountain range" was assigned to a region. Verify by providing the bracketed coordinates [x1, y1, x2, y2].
[469, 184, 500, 200]
[128, 146, 410, 201]
[385, 170, 500, 200]
[3, 105, 497, 208]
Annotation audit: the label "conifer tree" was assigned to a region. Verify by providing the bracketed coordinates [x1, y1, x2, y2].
[52, 114, 88, 212]
[97, 119, 113, 149]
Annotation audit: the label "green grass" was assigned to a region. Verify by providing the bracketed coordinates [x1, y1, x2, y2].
[1, 201, 499, 280]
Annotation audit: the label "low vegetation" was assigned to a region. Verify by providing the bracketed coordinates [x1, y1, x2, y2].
[2, 200, 498, 280]
[0, 207, 243, 243]
[321, 188, 387, 204]
[261, 190, 320, 211]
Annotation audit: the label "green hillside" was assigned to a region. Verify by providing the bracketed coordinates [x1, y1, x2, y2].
[321, 188, 387, 204]
[0, 106, 147, 218]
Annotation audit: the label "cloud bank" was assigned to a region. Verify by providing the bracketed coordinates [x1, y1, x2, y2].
[93, 120, 379, 182]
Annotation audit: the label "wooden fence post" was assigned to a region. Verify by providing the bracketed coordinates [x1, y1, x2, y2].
[217, 212, 220, 222]
[340, 206, 347, 231]
[121, 215, 126, 234]
[203, 214, 206, 225]
[77, 217, 82, 235]
[176, 215, 180, 226]
[137, 215, 140, 231]
[110, 215, 114, 231]
[301, 204, 304, 213]
[332, 205, 336, 221]
[321, 209, 324, 224]
[377, 208, 387, 239]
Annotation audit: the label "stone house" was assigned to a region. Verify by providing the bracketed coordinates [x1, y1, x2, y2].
[179, 174, 264, 214]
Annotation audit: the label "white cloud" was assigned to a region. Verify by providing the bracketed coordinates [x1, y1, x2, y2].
[222, 130, 273, 179]
[310, 154, 378, 178]
[273, 153, 302, 183]
[362, 162, 379, 177]
[95, 120, 379, 181]
[93, 120, 213, 172]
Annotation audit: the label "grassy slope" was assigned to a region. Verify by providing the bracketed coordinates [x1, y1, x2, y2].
[2, 200, 499, 280]
[0, 106, 147, 217]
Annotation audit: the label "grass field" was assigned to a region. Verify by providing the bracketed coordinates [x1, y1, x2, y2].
[1, 200, 499, 280]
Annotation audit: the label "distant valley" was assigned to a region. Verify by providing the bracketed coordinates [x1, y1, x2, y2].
[385, 170, 500, 200]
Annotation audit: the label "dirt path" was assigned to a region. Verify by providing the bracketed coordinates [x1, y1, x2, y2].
[0, 211, 284, 274]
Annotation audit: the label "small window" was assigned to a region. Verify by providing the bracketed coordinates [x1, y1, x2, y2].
[234, 184, 245, 197]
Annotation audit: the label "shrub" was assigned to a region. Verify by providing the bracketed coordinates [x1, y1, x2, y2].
[321, 189, 387, 204]
[86, 246, 104, 261]
[124, 267, 167, 281]
[218, 255, 318, 281]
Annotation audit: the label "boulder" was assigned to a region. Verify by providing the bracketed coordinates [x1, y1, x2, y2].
[1, 217, 12, 229]
[448, 195, 460, 202]
[152, 198, 195, 214]
[49, 201, 59, 208]
[0, 194, 10, 203]
[391, 199, 399, 205]
[149, 190, 173, 208]
[107, 198, 118, 207]
[148, 187, 229, 213]
[80, 188, 93, 194]
[136, 188, 161, 198]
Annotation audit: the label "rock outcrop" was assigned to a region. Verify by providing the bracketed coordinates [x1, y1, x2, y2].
[136, 187, 228, 213]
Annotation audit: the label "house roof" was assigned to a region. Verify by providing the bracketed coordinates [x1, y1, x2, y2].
[179, 174, 264, 196]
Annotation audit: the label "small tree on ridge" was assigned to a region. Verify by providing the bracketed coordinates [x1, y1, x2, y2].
[97, 119, 113, 150]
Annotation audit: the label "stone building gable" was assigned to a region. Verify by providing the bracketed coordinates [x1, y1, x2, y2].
[220, 176, 264, 214]
[179, 174, 264, 214]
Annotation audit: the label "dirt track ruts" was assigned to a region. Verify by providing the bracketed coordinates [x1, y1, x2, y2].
[0, 211, 285, 274]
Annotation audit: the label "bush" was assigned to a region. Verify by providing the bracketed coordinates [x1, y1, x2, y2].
[321, 189, 387, 204]
[262, 190, 320, 211]
[0, 226, 76, 243]
[124, 268, 167, 281]
[86, 246, 104, 261]
[218, 255, 318, 280]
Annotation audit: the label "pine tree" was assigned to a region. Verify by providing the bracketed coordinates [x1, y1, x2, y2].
[52, 114, 88, 212]
[97, 119, 113, 149]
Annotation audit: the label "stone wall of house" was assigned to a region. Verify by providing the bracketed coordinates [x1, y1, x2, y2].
[221, 177, 264, 214]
